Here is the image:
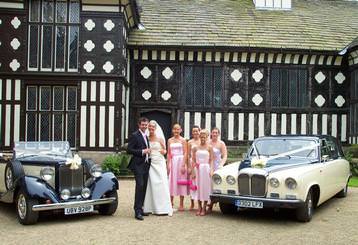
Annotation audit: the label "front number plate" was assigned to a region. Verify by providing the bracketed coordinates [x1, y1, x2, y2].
[64, 205, 94, 215]
[235, 200, 263, 209]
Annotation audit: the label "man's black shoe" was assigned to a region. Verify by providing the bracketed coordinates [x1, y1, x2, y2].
[142, 212, 149, 216]
[135, 213, 144, 221]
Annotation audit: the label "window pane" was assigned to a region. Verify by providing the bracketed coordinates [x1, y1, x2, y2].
[298, 70, 307, 107]
[67, 87, 77, 111]
[42, 25, 53, 69]
[26, 113, 37, 141]
[280, 69, 289, 107]
[68, 26, 79, 70]
[40, 87, 51, 111]
[53, 86, 64, 111]
[55, 26, 66, 70]
[213, 67, 223, 107]
[355, 71, 358, 99]
[27, 86, 37, 110]
[56, 0, 67, 23]
[67, 112, 77, 147]
[42, 0, 54, 23]
[271, 69, 280, 107]
[184, 66, 193, 106]
[69, 0, 80, 23]
[29, 25, 39, 69]
[194, 66, 204, 106]
[204, 67, 212, 107]
[40, 113, 50, 141]
[53, 113, 63, 140]
[30, 0, 40, 22]
[289, 70, 298, 107]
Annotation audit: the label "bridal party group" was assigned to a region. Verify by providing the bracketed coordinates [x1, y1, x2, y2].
[127, 117, 227, 220]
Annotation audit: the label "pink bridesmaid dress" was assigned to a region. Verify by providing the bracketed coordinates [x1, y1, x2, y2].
[196, 149, 211, 202]
[169, 142, 189, 196]
[189, 143, 198, 200]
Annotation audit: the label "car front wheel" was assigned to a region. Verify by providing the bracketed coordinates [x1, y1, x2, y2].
[219, 202, 237, 215]
[98, 190, 118, 215]
[16, 189, 39, 225]
[296, 189, 313, 222]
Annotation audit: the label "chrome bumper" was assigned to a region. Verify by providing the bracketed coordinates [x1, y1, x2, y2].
[32, 197, 116, 212]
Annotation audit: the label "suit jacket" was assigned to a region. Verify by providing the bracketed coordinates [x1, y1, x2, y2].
[127, 130, 151, 174]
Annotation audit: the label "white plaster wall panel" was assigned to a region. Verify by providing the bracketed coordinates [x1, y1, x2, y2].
[14, 105, 20, 142]
[10, 59, 20, 71]
[0, 2, 24, 8]
[152, 50, 158, 60]
[184, 112, 190, 139]
[271, 113, 277, 135]
[248, 113, 254, 141]
[326, 56, 333, 65]
[89, 106, 96, 147]
[258, 113, 265, 137]
[103, 19, 115, 31]
[291, 114, 297, 134]
[318, 55, 325, 65]
[170, 51, 176, 61]
[205, 113, 211, 132]
[133, 50, 138, 60]
[301, 114, 307, 134]
[197, 51, 202, 61]
[109, 82, 115, 102]
[10, 38, 20, 50]
[206, 52, 212, 62]
[281, 114, 287, 135]
[232, 52, 238, 62]
[121, 107, 125, 146]
[80, 106, 87, 147]
[228, 113, 234, 141]
[141, 90, 151, 100]
[224, 52, 230, 62]
[108, 106, 114, 147]
[284, 54, 291, 64]
[90, 81, 96, 102]
[194, 112, 201, 128]
[238, 113, 244, 141]
[249, 53, 256, 63]
[310, 55, 317, 64]
[331, 114, 337, 137]
[11, 16, 21, 29]
[268, 53, 274, 63]
[334, 56, 342, 66]
[322, 114, 328, 135]
[5, 105, 11, 146]
[179, 51, 184, 61]
[125, 88, 130, 138]
[0, 79, 2, 100]
[100, 81, 106, 102]
[188, 51, 193, 61]
[259, 53, 265, 63]
[241, 52, 247, 62]
[81, 81, 87, 102]
[6, 79, 11, 100]
[341, 114, 347, 142]
[103, 40, 114, 53]
[215, 113, 222, 132]
[161, 51, 166, 60]
[99, 106, 105, 147]
[215, 52, 220, 62]
[161, 91, 171, 101]
[84, 19, 95, 31]
[103, 61, 114, 73]
[140, 66, 152, 79]
[312, 114, 318, 135]
[276, 53, 282, 63]
[142, 50, 148, 60]
[15, 79, 21, 100]
[302, 55, 308, 64]
[122, 84, 126, 105]
[293, 54, 300, 64]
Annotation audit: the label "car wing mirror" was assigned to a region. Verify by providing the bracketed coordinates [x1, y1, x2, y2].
[322, 155, 329, 162]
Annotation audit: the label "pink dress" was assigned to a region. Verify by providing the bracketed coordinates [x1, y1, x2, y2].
[169, 142, 189, 196]
[196, 149, 211, 202]
[213, 147, 222, 171]
[189, 142, 198, 200]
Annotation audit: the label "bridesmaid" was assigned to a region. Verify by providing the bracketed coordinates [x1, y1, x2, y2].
[167, 123, 188, 211]
[192, 129, 214, 216]
[207, 127, 227, 212]
[187, 125, 201, 211]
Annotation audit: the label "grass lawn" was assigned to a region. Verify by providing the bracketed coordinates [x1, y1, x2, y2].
[349, 176, 358, 187]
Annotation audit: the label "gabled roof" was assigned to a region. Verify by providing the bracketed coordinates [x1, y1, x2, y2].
[129, 0, 358, 52]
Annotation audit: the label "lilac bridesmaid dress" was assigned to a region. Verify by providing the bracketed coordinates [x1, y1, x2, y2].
[196, 149, 211, 202]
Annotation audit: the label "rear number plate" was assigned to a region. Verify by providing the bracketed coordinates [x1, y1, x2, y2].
[64, 205, 94, 215]
[235, 200, 263, 209]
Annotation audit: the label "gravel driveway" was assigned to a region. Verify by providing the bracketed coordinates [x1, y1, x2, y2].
[0, 179, 357, 245]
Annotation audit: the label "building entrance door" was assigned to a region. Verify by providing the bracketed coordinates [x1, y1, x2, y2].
[141, 110, 172, 142]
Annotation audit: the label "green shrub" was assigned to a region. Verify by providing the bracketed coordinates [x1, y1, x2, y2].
[344, 147, 358, 177]
[102, 153, 132, 176]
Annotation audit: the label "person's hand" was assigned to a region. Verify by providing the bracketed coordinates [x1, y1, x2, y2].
[143, 148, 151, 154]
[167, 165, 171, 175]
[160, 149, 166, 155]
[210, 170, 214, 177]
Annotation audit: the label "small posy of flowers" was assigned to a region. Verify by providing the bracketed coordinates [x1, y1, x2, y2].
[66, 154, 82, 170]
[251, 158, 267, 168]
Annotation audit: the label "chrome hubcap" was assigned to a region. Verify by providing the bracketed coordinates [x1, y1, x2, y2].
[5, 167, 13, 189]
[17, 194, 27, 219]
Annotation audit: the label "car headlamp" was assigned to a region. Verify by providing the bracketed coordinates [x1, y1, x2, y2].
[61, 189, 71, 200]
[269, 177, 280, 188]
[90, 164, 102, 178]
[226, 175, 236, 185]
[285, 177, 297, 190]
[40, 166, 55, 181]
[212, 174, 222, 185]
[81, 188, 91, 199]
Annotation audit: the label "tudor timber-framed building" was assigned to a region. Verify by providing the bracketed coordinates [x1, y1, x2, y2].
[0, 0, 358, 156]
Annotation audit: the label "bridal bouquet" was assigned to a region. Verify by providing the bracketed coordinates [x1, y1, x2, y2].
[251, 158, 267, 169]
[65, 154, 82, 170]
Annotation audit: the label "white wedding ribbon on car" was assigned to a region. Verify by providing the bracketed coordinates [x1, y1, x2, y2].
[251, 143, 320, 168]
[65, 154, 82, 170]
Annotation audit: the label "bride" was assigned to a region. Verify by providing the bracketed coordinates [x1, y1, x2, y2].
[143, 120, 173, 216]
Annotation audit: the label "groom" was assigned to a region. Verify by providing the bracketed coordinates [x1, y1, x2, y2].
[127, 117, 151, 220]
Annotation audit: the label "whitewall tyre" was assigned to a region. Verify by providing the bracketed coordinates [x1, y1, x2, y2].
[16, 189, 39, 225]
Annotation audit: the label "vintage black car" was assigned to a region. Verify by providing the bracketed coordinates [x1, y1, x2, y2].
[0, 141, 118, 225]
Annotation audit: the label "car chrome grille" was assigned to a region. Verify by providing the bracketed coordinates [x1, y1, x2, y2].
[238, 173, 266, 197]
[58, 164, 84, 196]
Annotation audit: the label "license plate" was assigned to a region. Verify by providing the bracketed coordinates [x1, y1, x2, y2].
[235, 199, 263, 209]
[64, 205, 94, 215]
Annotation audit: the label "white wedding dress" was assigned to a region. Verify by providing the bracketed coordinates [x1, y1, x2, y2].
[143, 141, 173, 216]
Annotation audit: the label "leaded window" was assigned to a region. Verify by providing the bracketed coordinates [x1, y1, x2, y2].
[26, 85, 78, 147]
[351, 70, 358, 136]
[271, 68, 308, 108]
[184, 65, 223, 108]
[28, 0, 80, 72]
